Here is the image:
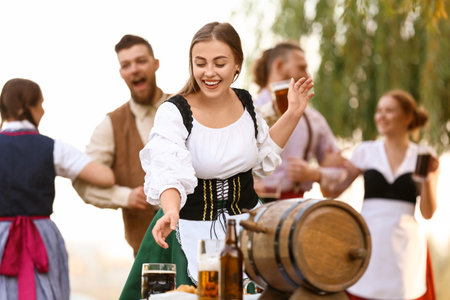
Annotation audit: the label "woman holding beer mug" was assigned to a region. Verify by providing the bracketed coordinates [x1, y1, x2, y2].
[119, 22, 313, 299]
[322, 89, 439, 300]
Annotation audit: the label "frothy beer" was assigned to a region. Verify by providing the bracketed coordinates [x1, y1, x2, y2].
[198, 253, 220, 300]
[271, 80, 290, 115]
[141, 269, 176, 298]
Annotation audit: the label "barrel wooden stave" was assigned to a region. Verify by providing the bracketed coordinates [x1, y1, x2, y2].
[292, 201, 371, 292]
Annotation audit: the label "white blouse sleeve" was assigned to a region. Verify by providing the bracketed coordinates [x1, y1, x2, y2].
[350, 142, 368, 171]
[252, 111, 283, 177]
[53, 140, 92, 180]
[139, 102, 197, 208]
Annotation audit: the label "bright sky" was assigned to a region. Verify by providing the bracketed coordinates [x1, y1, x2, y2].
[1, 0, 253, 144]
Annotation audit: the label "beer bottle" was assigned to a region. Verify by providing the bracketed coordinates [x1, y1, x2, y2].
[219, 219, 243, 300]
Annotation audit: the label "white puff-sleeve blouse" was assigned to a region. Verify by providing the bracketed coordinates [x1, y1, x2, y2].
[139, 99, 282, 209]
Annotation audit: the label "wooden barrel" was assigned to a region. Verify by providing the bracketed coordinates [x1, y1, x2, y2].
[240, 198, 371, 294]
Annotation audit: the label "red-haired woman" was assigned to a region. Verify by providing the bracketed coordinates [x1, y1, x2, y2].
[323, 90, 438, 300]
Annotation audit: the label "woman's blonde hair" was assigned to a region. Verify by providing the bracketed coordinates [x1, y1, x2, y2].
[179, 22, 243, 96]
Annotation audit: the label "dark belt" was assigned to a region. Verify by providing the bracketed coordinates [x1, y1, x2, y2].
[280, 190, 305, 200]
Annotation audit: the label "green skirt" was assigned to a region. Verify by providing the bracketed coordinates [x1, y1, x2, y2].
[119, 209, 194, 300]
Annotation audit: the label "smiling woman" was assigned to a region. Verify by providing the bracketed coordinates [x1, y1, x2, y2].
[118, 21, 314, 300]
[191, 40, 240, 95]
[184, 39, 244, 128]
[320, 89, 439, 300]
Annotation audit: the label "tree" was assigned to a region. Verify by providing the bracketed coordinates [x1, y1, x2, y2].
[241, 0, 449, 152]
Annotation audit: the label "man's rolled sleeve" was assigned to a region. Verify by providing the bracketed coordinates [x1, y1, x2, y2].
[73, 116, 130, 208]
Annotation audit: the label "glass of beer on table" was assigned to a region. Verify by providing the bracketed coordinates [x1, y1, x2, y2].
[141, 263, 176, 299]
[271, 80, 290, 115]
[197, 239, 223, 300]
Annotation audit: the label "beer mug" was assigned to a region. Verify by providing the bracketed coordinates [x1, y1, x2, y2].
[413, 143, 433, 182]
[271, 80, 290, 115]
[197, 239, 223, 300]
[141, 263, 176, 299]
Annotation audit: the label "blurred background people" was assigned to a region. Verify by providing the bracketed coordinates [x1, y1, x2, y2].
[252, 41, 344, 200]
[73, 35, 170, 256]
[0, 78, 115, 300]
[322, 90, 439, 300]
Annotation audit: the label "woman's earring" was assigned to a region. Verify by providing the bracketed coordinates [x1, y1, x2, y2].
[233, 69, 240, 82]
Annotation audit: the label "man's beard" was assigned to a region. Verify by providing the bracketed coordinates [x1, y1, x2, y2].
[131, 79, 157, 105]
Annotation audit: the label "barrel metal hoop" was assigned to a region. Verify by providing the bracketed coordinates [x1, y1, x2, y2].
[247, 205, 270, 287]
[274, 200, 305, 288]
[288, 199, 324, 293]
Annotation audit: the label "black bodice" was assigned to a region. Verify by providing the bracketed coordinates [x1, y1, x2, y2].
[364, 169, 419, 204]
[179, 169, 258, 221]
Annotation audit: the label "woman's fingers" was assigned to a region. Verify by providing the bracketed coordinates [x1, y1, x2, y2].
[293, 77, 314, 95]
[294, 77, 307, 88]
[295, 77, 311, 87]
[152, 223, 164, 247]
[287, 77, 314, 112]
[152, 211, 180, 249]
[152, 217, 171, 249]
[429, 156, 440, 173]
[301, 81, 314, 93]
[156, 232, 168, 249]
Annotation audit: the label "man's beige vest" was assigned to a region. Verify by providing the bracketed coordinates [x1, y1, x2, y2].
[109, 102, 158, 255]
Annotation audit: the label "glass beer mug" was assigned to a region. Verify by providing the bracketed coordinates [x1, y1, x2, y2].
[141, 263, 176, 299]
[413, 142, 437, 182]
[197, 239, 223, 300]
[270, 80, 290, 115]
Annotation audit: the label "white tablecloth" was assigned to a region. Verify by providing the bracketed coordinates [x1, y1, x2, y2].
[147, 291, 260, 299]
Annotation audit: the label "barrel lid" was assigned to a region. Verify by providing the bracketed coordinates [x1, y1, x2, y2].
[291, 199, 371, 292]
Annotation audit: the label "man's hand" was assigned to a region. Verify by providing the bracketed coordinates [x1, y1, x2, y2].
[321, 147, 347, 167]
[127, 186, 149, 210]
[287, 157, 320, 183]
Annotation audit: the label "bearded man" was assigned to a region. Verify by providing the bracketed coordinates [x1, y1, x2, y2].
[73, 35, 169, 256]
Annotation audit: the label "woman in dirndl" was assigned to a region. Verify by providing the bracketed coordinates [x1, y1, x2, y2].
[119, 21, 314, 300]
[323, 89, 438, 300]
[0, 78, 115, 300]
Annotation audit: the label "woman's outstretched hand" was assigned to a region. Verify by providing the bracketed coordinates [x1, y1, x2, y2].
[152, 210, 179, 249]
[268, 77, 315, 148]
[287, 77, 314, 115]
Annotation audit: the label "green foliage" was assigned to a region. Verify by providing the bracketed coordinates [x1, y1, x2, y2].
[242, 0, 450, 152]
